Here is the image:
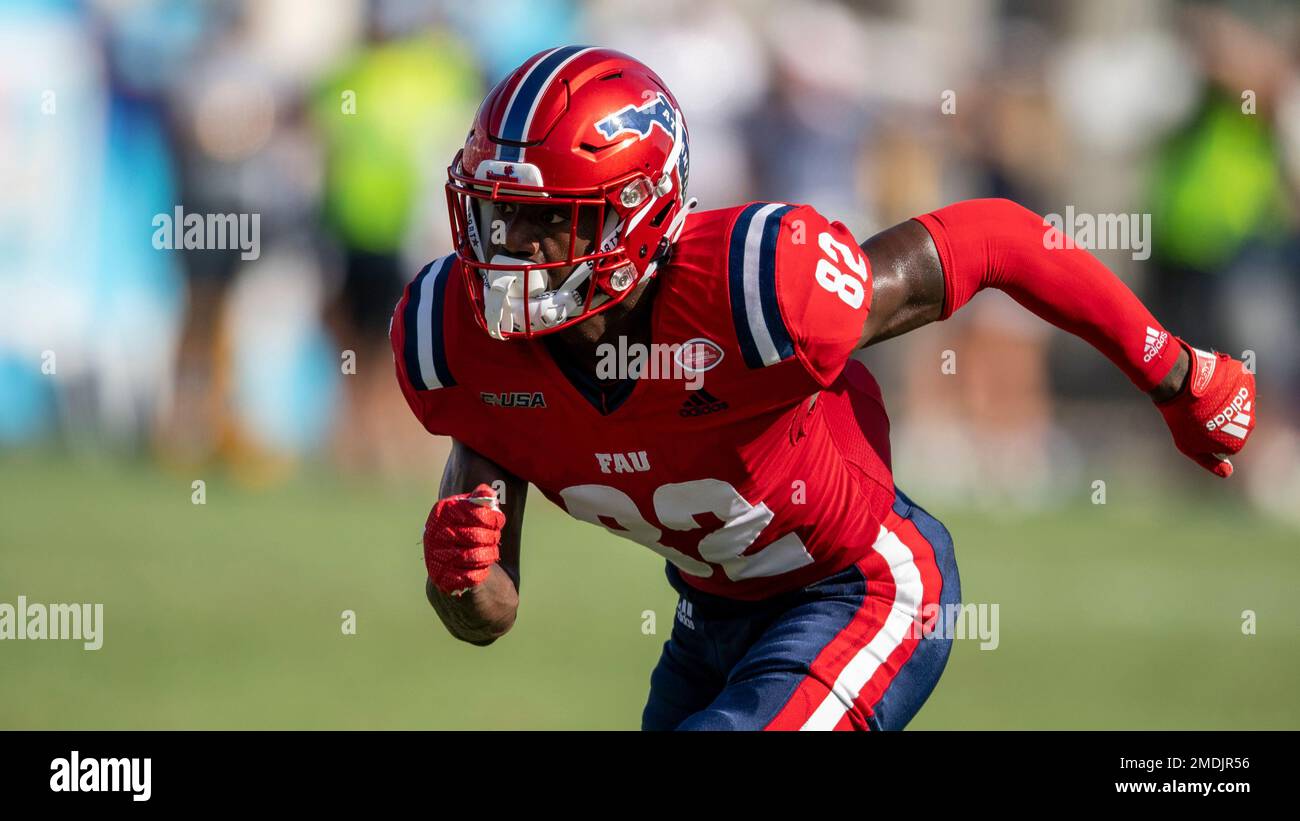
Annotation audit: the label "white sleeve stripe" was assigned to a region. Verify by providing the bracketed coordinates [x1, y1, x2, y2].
[411, 254, 456, 391]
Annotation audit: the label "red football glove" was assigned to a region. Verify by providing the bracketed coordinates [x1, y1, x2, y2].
[423, 483, 505, 596]
[1155, 340, 1257, 478]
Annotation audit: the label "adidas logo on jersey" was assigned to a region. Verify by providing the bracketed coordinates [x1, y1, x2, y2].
[1143, 326, 1169, 363]
[1206, 386, 1253, 440]
[675, 599, 695, 630]
[679, 389, 729, 417]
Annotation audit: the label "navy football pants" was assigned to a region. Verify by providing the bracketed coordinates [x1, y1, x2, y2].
[642, 489, 961, 731]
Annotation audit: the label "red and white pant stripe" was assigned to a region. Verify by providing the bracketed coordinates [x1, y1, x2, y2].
[763, 509, 945, 730]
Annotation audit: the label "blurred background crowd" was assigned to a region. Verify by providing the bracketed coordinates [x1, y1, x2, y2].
[2, 0, 1297, 519]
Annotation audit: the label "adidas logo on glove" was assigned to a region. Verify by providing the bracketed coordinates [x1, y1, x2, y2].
[1206, 386, 1253, 441]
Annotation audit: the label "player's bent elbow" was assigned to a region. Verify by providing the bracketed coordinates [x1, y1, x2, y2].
[426, 577, 518, 646]
[458, 609, 517, 647]
[441, 610, 517, 647]
[936, 197, 1053, 258]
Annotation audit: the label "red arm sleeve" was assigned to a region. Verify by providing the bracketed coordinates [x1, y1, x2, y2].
[914, 198, 1181, 392]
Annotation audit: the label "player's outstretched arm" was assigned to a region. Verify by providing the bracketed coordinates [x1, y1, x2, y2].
[856, 218, 947, 348]
[857, 198, 1256, 477]
[423, 439, 528, 646]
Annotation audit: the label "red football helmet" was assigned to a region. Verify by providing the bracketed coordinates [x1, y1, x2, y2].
[446, 46, 693, 339]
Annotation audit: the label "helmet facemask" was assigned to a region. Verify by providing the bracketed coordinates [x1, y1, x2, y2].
[447, 156, 656, 340]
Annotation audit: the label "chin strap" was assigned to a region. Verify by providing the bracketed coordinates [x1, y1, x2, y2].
[644, 197, 699, 279]
[666, 196, 698, 245]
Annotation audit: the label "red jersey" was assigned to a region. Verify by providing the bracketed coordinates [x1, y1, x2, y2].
[391, 202, 896, 600]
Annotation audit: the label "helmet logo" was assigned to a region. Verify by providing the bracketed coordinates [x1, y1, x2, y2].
[595, 92, 677, 143]
[475, 160, 544, 187]
[484, 164, 518, 182]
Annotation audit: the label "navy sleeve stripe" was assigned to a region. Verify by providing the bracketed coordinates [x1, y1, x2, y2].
[727, 203, 796, 369]
[758, 204, 796, 363]
[402, 254, 457, 391]
[727, 204, 765, 369]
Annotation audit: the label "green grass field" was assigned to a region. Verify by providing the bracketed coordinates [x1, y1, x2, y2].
[1, 452, 1297, 729]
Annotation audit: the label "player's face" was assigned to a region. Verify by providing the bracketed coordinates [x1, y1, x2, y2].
[492, 200, 601, 290]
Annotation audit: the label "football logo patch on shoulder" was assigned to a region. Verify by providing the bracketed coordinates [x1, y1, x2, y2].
[675, 338, 724, 373]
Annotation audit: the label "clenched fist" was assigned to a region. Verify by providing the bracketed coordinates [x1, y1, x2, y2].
[423, 483, 506, 596]
[1155, 340, 1257, 478]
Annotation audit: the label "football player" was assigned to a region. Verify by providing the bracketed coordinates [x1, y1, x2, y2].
[391, 47, 1257, 730]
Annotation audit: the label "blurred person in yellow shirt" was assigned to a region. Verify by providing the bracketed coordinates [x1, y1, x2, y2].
[312, 25, 481, 473]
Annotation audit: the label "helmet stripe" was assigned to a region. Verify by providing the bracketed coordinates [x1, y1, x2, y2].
[493, 47, 562, 159]
[495, 45, 592, 161]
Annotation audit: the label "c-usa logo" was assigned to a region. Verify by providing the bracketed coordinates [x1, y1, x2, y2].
[595, 92, 677, 142]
